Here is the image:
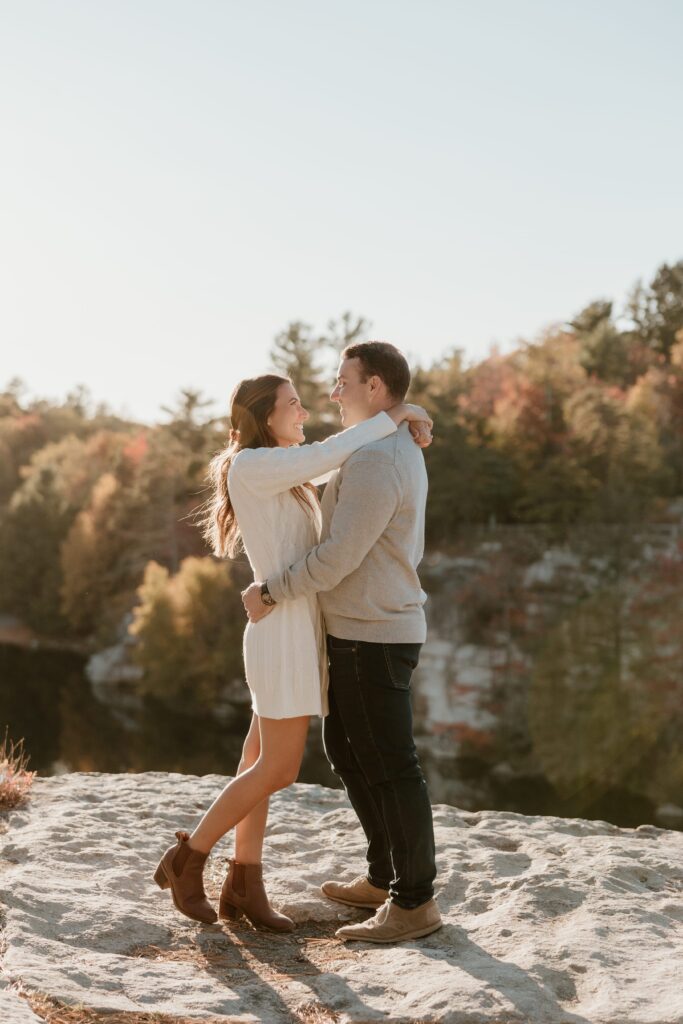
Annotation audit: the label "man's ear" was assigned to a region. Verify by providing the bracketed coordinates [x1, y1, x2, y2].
[367, 374, 384, 397]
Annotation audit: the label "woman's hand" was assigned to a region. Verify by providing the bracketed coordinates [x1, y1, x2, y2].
[409, 421, 433, 448]
[388, 403, 434, 447]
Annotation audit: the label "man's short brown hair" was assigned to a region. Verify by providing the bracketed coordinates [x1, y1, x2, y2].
[342, 341, 411, 402]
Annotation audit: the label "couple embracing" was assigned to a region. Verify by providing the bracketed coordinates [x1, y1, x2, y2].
[154, 341, 441, 944]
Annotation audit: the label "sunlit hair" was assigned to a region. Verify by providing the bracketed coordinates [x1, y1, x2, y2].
[343, 340, 410, 402]
[200, 374, 318, 558]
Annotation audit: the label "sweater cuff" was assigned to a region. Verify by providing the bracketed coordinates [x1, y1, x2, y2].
[377, 409, 398, 432]
[265, 575, 286, 604]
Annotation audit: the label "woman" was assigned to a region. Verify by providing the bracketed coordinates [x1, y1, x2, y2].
[153, 373, 432, 930]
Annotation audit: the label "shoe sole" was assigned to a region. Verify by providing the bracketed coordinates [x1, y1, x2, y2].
[219, 901, 295, 933]
[336, 920, 443, 943]
[320, 885, 388, 910]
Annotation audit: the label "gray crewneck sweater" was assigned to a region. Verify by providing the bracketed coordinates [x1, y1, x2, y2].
[266, 421, 428, 643]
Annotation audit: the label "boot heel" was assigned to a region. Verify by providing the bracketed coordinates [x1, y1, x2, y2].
[154, 863, 170, 890]
[219, 900, 242, 922]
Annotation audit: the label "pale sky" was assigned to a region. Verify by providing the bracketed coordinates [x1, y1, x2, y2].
[1, 0, 681, 424]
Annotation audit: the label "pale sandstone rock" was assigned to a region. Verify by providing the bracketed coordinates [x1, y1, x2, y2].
[0, 982, 44, 1024]
[0, 772, 681, 1023]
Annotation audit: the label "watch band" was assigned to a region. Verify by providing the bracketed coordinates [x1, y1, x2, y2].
[260, 582, 277, 607]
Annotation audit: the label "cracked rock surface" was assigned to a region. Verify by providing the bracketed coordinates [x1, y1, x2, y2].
[0, 772, 682, 1023]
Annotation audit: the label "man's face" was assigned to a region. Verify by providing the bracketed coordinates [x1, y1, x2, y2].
[330, 357, 374, 427]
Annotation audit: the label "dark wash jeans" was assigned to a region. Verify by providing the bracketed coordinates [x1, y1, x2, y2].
[323, 634, 437, 909]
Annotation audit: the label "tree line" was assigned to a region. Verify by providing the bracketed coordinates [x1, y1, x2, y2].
[0, 261, 681, 697]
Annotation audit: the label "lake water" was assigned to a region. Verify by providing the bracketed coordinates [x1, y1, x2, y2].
[0, 643, 337, 785]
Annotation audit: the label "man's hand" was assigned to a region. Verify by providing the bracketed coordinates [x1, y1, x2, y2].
[241, 581, 275, 623]
[409, 421, 433, 448]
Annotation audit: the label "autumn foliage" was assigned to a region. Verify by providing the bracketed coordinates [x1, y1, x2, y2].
[0, 261, 681, 651]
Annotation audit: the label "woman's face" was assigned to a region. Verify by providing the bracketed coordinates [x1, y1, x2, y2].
[268, 381, 309, 447]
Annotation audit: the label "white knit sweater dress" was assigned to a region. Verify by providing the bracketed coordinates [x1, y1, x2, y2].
[227, 412, 398, 719]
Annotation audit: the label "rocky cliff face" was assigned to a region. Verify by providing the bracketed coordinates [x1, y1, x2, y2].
[415, 522, 683, 826]
[1, 773, 682, 1023]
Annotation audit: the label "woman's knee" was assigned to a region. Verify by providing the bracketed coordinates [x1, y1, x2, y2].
[255, 716, 308, 790]
[257, 762, 300, 793]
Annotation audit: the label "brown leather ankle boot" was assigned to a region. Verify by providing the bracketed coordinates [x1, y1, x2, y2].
[153, 830, 218, 924]
[219, 858, 294, 932]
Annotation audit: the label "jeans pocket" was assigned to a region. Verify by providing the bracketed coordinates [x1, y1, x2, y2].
[381, 643, 421, 691]
[327, 635, 358, 655]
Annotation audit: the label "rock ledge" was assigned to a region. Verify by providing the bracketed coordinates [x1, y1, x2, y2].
[1, 772, 682, 1023]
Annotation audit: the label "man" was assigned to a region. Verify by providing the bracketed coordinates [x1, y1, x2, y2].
[242, 341, 440, 943]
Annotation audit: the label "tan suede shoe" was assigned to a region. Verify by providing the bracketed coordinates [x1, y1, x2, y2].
[335, 898, 442, 943]
[321, 874, 390, 909]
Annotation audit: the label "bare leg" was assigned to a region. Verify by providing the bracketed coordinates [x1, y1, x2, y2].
[234, 713, 269, 864]
[189, 714, 310, 854]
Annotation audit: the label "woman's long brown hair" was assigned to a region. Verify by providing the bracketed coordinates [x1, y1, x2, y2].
[200, 374, 318, 558]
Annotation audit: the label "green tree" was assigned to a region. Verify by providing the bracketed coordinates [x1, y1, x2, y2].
[0, 377, 26, 418]
[571, 300, 630, 385]
[0, 466, 72, 631]
[409, 350, 517, 536]
[514, 454, 599, 526]
[627, 260, 683, 360]
[129, 557, 245, 705]
[529, 554, 683, 819]
[270, 320, 326, 414]
[128, 561, 188, 694]
[160, 388, 219, 455]
[60, 472, 129, 636]
[321, 311, 372, 356]
[565, 383, 669, 521]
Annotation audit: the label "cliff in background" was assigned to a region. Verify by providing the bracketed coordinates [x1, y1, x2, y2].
[415, 517, 683, 827]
